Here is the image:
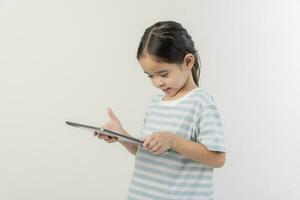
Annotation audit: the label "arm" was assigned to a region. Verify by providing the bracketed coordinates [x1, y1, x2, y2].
[96, 108, 138, 156]
[171, 134, 225, 168]
[118, 130, 138, 155]
[143, 132, 225, 168]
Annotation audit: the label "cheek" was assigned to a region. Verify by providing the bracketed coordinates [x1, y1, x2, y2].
[150, 79, 156, 85]
[163, 78, 174, 86]
[176, 73, 188, 84]
[168, 76, 181, 86]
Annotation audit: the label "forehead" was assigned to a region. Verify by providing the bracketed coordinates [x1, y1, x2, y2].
[139, 54, 177, 74]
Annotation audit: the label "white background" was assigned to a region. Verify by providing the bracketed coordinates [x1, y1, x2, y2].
[1, 0, 299, 199]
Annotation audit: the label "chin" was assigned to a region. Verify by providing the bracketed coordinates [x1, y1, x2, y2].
[164, 88, 178, 97]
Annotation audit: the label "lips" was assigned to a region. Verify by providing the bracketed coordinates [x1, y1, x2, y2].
[163, 88, 171, 92]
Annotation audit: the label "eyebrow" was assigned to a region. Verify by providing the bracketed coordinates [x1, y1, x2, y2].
[144, 70, 169, 75]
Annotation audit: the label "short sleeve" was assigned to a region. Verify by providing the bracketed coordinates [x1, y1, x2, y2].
[196, 97, 226, 152]
[139, 106, 149, 139]
[139, 95, 156, 139]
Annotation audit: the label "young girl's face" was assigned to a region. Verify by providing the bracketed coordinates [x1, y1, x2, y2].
[138, 53, 195, 99]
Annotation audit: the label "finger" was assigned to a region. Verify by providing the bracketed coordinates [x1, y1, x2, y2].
[143, 136, 154, 148]
[148, 140, 159, 150]
[104, 136, 117, 142]
[152, 146, 163, 155]
[143, 133, 157, 148]
[148, 140, 160, 152]
[104, 135, 110, 140]
[98, 133, 106, 139]
[107, 108, 120, 122]
[105, 137, 118, 143]
[100, 134, 111, 140]
[101, 122, 109, 129]
[104, 135, 117, 140]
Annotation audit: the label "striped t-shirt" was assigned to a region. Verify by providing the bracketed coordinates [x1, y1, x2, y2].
[127, 88, 226, 200]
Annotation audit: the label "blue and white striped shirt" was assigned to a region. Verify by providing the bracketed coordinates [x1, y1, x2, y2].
[127, 88, 226, 200]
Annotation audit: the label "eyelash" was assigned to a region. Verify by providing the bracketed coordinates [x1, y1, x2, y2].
[148, 73, 169, 78]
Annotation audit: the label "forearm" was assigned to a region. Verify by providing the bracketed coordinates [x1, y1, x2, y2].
[171, 135, 225, 168]
[118, 130, 138, 155]
[119, 141, 138, 155]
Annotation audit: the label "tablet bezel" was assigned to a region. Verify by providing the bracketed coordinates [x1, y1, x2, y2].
[65, 121, 143, 145]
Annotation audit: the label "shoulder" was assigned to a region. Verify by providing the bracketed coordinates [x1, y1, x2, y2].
[190, 88, 216, 106]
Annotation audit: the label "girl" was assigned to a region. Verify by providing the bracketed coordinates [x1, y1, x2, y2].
[94, 21, 226, 200]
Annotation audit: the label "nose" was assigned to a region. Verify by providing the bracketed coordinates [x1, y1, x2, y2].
[152, 77, 165, 88]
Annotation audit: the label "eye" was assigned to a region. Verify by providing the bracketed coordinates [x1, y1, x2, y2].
[147, 73, 168, 79]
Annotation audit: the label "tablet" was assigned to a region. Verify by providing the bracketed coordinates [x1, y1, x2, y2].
[65, 121, 143, 145]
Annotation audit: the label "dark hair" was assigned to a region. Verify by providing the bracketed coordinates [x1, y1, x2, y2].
[137, 21, 201, 86]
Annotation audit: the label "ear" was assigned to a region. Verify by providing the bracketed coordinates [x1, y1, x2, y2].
[183, 53, 195, 70]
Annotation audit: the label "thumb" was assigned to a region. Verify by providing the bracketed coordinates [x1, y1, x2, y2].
[107, 107, 119, 122]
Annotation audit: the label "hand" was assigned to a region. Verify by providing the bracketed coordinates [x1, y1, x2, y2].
[94, 107, 125, 143]
[143, 132, 175, 154]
